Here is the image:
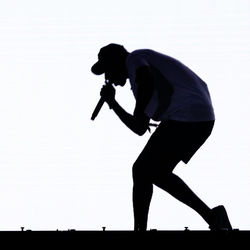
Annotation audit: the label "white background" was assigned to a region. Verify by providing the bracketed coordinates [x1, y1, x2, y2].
[0, 0, 249, 231]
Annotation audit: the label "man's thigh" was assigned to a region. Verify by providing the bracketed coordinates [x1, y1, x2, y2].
[133, 125, 181, 180]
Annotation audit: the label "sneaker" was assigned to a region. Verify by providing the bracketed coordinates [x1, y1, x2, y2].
[209, 205, 233, 231]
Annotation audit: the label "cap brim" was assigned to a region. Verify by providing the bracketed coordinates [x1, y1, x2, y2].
[91, 61, 105, 75]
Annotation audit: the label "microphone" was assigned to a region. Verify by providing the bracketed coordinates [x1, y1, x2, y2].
[91, 80, 111, 121]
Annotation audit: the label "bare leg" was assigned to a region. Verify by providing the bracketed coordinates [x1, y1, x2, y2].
[153, 172, 212, 225]
[133, 181, 153, 231]
[132, 157, 154, 231]
[131, 120, 215, 230]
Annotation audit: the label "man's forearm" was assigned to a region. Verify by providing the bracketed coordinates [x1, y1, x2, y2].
[109, 99, 147, 136]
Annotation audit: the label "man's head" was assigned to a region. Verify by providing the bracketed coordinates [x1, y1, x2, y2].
[91, 43, 129, 86]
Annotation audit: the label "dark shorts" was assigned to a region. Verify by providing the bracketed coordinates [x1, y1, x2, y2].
[135, 120, 214, 175]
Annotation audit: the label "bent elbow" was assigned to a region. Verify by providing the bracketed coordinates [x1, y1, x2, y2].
[133, 116, 150, 136]
[135, 127, 148, 136]
[136, 131, 144, 136]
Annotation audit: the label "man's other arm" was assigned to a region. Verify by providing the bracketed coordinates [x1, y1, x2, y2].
[105, 66, 153, 136]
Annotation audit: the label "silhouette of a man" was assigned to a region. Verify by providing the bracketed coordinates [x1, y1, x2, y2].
[91, 43, 232, 231]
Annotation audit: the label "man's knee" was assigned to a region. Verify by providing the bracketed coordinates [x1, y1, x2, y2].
[132, 160, 141, 180]
[132, 156, 179, 183]
[132, 159, 149, 183]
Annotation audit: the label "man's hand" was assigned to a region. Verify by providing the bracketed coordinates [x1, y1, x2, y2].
[100, 84, 116, 108]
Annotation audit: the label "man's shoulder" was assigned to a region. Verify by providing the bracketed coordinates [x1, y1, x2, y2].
[128, 49, 171, 63]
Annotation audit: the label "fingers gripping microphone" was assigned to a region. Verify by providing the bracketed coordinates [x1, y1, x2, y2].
[91, 80, 111, 121]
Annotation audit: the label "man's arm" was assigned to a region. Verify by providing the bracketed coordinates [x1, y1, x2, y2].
[102, 66, 153, 136]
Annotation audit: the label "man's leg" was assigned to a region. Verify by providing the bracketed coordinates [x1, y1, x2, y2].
[131, 124, 163, 231]
[131, 121, 213, 230]
[153, 170, 213, 225]
[132, 161, 153, 231]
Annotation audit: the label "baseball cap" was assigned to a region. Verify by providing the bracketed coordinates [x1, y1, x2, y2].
[91, 43, 127, 75]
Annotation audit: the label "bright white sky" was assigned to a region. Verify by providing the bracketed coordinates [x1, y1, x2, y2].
[0, 0, 250, 231]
